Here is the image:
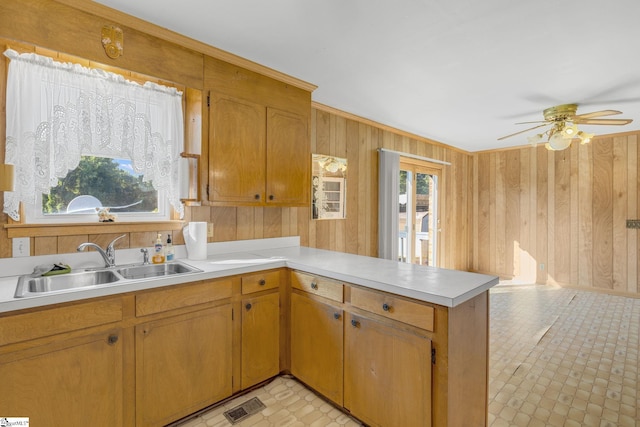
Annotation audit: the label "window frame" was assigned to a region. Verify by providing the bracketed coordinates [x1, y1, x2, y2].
[23, 154, 171, 224]
[25, 191, 171, 225]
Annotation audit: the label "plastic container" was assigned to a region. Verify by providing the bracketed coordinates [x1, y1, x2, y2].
[152, 233, 165, 264]
[165, 234, 174, 261]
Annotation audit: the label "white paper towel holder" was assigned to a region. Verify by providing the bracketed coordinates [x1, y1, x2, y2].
[182, 222, 208, 260]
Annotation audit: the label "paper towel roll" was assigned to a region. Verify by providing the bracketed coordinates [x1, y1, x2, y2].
[183, 222, 207, 260]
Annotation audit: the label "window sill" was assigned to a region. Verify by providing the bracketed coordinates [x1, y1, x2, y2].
[5, 221, 186, 238]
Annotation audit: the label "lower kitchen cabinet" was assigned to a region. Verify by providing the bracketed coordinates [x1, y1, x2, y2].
[290, 291, 344, 405]
[135, 305, 233, 427]
[0, 329, 124, 427]
[241, 292, 280, 389]
[0, 267, 487, 427]
[344, 312, 432, 427]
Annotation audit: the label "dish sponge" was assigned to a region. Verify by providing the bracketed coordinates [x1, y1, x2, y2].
[33, 263, 72, 276]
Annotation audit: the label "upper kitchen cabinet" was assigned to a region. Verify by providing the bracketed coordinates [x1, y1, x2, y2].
[205, 57, 312, 207]
[209, 93, 266, 204]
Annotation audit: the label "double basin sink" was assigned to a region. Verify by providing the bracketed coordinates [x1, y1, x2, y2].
[14, 261, 202, 298]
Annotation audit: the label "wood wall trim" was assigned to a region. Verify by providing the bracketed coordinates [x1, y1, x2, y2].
[312, 101, 470, 155]
[5, 221, 185, 238]
[474, 132, 636, 155]
[52, 0, 317, 93]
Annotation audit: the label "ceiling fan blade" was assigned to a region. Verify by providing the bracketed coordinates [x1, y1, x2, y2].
[497, 123, 548, 141]
[574, 110, 622, 119]
[514, 120, 548, 125]
[579, 96, 640, 106]
[573, 118, 633, 125]
[576, 79, 640, 105]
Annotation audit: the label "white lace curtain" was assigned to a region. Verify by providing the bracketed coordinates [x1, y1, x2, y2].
[3, 48, 185, 221]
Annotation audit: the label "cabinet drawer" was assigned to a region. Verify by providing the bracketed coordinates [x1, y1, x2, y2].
[136, 279, 232, 317]
[291, 271, 343, 303]
[0, 298, 123, 346]
[350, 287, 434, 331]
[241, 270, 280, 294]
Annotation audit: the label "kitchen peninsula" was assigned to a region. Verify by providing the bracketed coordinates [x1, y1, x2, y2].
[0, 238, 498, 427]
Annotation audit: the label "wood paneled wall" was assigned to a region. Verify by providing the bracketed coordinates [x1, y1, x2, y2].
[184, 106, 473, 270]
[473, 133, 640, 296]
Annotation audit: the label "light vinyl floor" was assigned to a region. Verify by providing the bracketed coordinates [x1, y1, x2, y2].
[489, 283, 639, 427]
[179, 283, 639, 427]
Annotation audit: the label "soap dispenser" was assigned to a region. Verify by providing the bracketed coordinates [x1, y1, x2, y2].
[152, 233, 165, 264]
[165, 234, 174, 261]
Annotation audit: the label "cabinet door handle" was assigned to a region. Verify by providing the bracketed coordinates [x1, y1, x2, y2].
[269, 195, 274, 201]
[382, 303, 391, 312]
[107, 334, 119, 345]
[351, 319, 359, 328]
[254, 194, 261, 200]
[333, 312, 341, 320]
[259, 279, 266, 286]
[245, 303, 252, 310]
[311, 282, 318, 290]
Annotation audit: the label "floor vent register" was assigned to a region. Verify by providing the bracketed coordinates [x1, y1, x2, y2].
[223, 397, 266, 424]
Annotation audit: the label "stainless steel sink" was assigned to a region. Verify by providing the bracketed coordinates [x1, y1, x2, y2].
[116, 262, 200, 280]
[15, 270, 121, 298]
[14, 261, 201, 298]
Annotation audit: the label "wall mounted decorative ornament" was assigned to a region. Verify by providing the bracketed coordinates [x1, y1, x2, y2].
[101, 25, 124, 59]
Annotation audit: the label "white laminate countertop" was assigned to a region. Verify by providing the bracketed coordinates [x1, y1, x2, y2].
[0, 237, 498, 313]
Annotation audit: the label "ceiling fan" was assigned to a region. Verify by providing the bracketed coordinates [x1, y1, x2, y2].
[498, 103, 633, 151]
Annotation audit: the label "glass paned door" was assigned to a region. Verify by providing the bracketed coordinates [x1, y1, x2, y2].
[398, 170, 410, 262]
[415, 171, 437, 266]
[398, 160, 440, 266]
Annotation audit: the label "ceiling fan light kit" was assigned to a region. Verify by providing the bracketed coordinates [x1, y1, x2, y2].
[561, 123, 578, 138]
[545, 130, 571, 151]
[577, 131, 594, 144]
[499, 103, 633, 151]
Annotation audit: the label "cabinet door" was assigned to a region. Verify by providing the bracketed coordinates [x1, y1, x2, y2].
[136, 305, 233, 427]
[266, 107, 310, 206]
[209, 93, 266, 203]
[0, 330, 123, 427]
[290, 292, 344, 405]
[345, 313, 432, 427]
[241, 292, 280, 389]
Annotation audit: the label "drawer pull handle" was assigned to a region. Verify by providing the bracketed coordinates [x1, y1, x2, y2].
[311, 282, 318, 290]
[333, 312, 341, 320]
[351, 319, 359, 328]
[382, 303, 391, 312]
[107, 334, 119, 345]
[245, 303, 252, 310]
[259, 279, 266, 286]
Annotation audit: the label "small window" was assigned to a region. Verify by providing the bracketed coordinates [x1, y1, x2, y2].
[25, 156, 169, 223]
[312, 177, 346, 219]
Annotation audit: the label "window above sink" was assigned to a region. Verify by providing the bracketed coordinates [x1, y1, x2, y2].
[25, 156, 169, 224]
[3, 49, 186, 224]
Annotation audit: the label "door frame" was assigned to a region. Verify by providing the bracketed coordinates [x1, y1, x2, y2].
[399, 157, 443, 266]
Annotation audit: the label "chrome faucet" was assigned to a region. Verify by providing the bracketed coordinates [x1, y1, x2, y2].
[77, 234, 126, 267]
[140, 248, 150, 265]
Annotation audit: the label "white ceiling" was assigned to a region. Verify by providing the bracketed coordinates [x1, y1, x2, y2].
[94, 0, 640, 152]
